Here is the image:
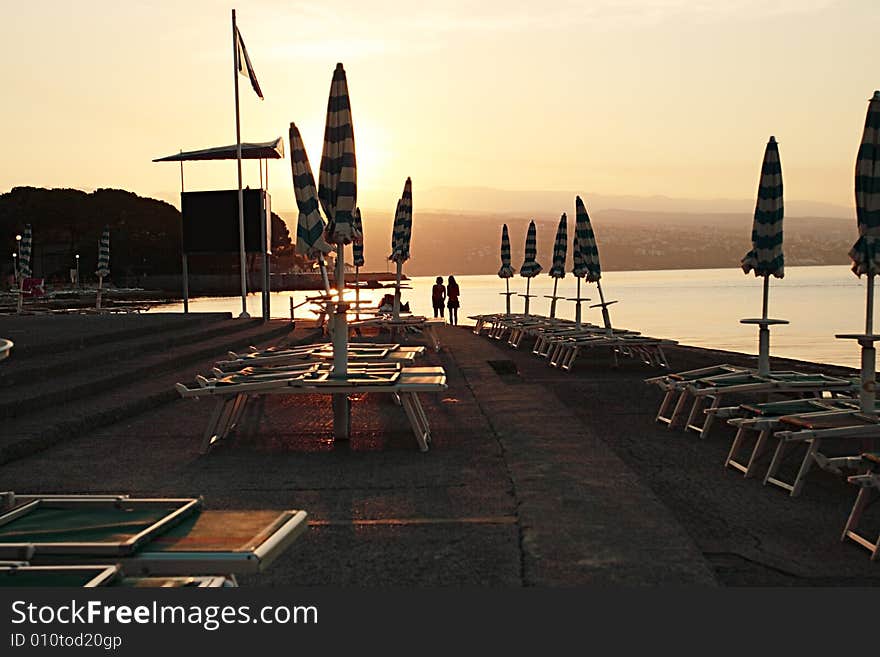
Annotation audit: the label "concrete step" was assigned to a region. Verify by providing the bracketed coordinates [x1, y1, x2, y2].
[0, 316, 260, 387]
[0, 312, 232, 357]
[0, 320, 292, 420]
[0, 321, 311, 465]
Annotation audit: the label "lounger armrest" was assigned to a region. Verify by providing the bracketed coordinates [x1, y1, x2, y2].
[847, 472, 880, 488]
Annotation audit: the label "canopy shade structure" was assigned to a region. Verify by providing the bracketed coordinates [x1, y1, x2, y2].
[152, 137, 285, 162]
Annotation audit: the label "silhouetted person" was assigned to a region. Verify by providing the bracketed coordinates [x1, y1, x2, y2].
[447, 275, 460, 325]
[432, 276, 446, 318]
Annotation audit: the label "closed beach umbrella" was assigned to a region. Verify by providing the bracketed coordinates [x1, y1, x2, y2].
[95, 225, 110, 310]
[498, 224, 515, 315]
[741, 136, 784, 376]
[546, 213, 568, 318]
[573, 196, 612, 333]
[519, 220, 542, 314]
[319, 63, 359, 246]
[19, 224, 32, 279]
[388, 178, 413, 320]
[15, 224, 32, 313]
[352, 208, 364, 268]
[351, 207, 364, 318]
[289, 122, 332, 292]
[318, 62, 358, 436]
[741, 136, 784, 280]
[96, 225, 110, 278]
[847, 90, 880, 414]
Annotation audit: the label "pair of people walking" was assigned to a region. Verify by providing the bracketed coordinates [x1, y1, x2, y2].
[432, 275, 460, 325]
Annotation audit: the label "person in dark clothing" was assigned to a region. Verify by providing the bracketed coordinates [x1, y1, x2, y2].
[446, 275, 460, 325]
[432, 276, 446, 318]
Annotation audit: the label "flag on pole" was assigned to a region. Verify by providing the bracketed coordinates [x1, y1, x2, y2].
[235, 26, 263, 100]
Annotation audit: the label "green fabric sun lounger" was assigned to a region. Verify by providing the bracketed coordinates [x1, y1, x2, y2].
[764, 410, 880, 497]
[677, 371, 855, 439]
[647, 364, 751, 427]
[841, 452, 880, 560]
[0, 499, 308, 580]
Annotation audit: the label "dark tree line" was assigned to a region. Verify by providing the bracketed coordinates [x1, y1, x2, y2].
[0, 186, 296, 282]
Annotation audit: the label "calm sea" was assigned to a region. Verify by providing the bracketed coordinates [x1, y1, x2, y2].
[152, 265, 876, 369]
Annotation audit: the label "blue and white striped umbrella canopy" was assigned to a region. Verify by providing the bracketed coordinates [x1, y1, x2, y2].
[572, 196, 601, 282]
[498, 224, 514, 278]
[289, 122, 332, 258]
[548, 213, 567, 279]
[519, 220, 542, 277]
[389, 178, 412, 264]
[96, 226, 110, 277]
[352, 208, 364, 267]
[19, 224, 32, 279]
[850, 91, 880, 277]
[742, 136, 784, 278]
[319, 63, 360, 245]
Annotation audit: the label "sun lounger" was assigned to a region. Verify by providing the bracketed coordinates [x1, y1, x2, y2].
[722, 398, 861, 477]
[349, 316, 444, 351]
[0, 497, 203, 561]
[647, 365, 751, 426]
[0, 563, 120, 587]
[176, 364, 447, 453]
[548, 334, 676, 371]
[763, 410, 880, 497]
[675, 371, 855, 439]
[840, 452, 880, 560]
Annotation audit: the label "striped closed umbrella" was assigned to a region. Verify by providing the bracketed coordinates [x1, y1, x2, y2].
[319, 63, 359, 245]
[498, 224, 514, 278]
[546, 213, 568, 318]
[290, 122, 332, 260]
[740, 136, 784, 376]
[19, 224, 32, 279]
[850, 91, 880, 277]
[573, 196, 612, 332]
[519, 220, 542, 277]
[549, 213, 567, 279]
[388, 178, 412, 264]
[96, 226, 110, 277]
[351, 207, 364, 319]
[742, 136, 784, 279]
[573, 196, 601, 282]
[351, 208, 364, 267]
[519, 220, 541, 315]
[498, 224, 514, 315]
[388, 178, 412, 320]
[847, 91, 880, 415]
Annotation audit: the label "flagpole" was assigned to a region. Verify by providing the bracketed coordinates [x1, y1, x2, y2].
[232, 8, 249, 318]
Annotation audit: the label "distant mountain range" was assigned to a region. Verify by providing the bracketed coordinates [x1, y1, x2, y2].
[276, 205, 857, 277]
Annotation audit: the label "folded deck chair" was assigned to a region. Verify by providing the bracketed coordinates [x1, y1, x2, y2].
[537, 326, 641, 359]
[506, 317, 577, 348]
[647, 365, 751, 427]
[548, 334, 676, 371]
[763, 410, 880, 497]
[176, 364, 447, 453]
[675, 371, 855, 439]
[841, 452, 880, 560]
[722, 398, 861, 477]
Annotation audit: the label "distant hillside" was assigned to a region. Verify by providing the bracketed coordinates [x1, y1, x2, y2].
[0, 186, 293, 281]
[276, 208, 855, 276]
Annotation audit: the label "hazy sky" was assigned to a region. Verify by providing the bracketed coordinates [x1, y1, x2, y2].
[2, 0, 877, 214]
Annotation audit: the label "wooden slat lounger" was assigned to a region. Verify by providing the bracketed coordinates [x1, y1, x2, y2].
[841, 452, 880, 560]
[722, 398, 861, 477]
[176, 365, 448, 454]
[679, 372, 855, 440]
[764, 411, 880, 497]
[646, 365, 751, 427]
